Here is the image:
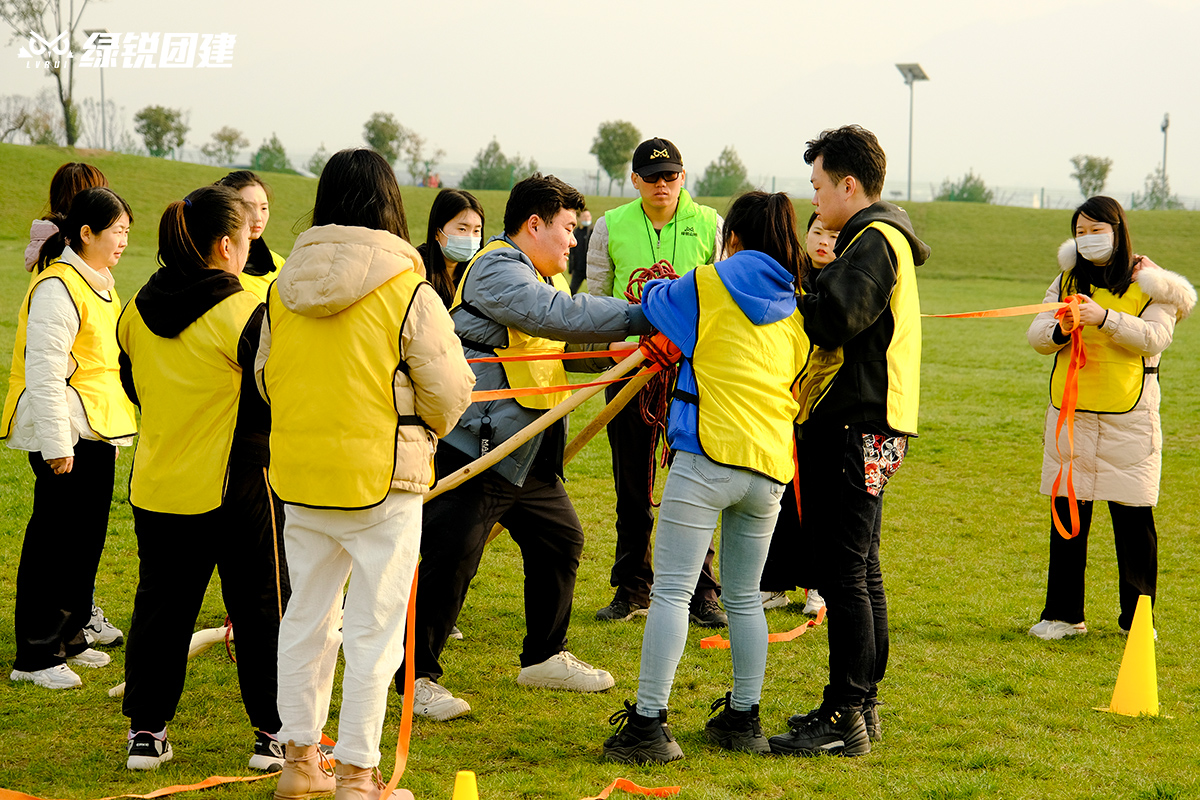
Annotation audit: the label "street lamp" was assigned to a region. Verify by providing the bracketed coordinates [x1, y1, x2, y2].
[84, 28, 109, 150]
[895, 63, 929, 202]
[1161, 113, 1169, 178]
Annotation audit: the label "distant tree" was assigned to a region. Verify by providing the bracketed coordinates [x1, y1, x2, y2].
[1130, 166, 1184, 210]
[934, 170, 993, 203]
[460, 138, 538, 191]
[306, 143, 330, 177]
[0, 0, 93, 145]
[8, 89, 63, 145]
[1069, 155, 1112, 198]
[133, 105, 189, 158]
[200, 126, 250, 165]
[1, 94, 31, 143]
[694, 146, 754, 197]
[589, 120, 641, 195]
[402, 131, 445, 186]
[363, 111, 409, 167]
[252, 133, 292, 173]
[76, 96, 125, 150]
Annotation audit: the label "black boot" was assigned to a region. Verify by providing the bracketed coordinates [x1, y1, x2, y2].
[769, 705, 871, 757]
[603, 701, 684, 764]
[704, 692, 770, 754]
[862, 700, 883, 743]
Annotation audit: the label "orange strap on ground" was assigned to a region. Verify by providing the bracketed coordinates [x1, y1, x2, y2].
[0, 773, 274, 800]
[1050, 295, 1086, 539]
[922, 301, 1070, 319]
[700, 606, 826, 649]
[380, 567, 419, 798]
[467, 348, 631, 364]
[580, 778, 682, 800]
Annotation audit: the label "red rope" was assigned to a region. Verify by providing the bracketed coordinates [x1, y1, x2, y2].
[624, 260, 679, 508]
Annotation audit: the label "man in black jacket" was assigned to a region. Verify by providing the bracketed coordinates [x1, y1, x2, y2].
[769, 125, 930, 758]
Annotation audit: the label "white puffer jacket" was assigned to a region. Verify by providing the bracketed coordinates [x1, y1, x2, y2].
[1027, 241, 1196, 505]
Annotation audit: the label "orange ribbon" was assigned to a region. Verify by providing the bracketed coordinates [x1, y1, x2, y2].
[467, 348, 632, 364]
[700, 606, 826, 649]
[922, 301, 1072, 319]
[1050, 295, 1085, 539]
[380, 567, 419, 798]
[0, 774, 274, 800]
[580, 778, 682, 800]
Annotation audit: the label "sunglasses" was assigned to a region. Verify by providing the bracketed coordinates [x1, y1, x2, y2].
[640, 172, 680, 184]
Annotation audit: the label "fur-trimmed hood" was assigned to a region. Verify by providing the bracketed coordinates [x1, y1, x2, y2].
[1057, 239, 1196, 321]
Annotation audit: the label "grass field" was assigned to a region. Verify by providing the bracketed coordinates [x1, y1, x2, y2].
[1, 143, 1200, 799]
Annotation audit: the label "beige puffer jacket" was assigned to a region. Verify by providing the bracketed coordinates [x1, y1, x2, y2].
[1028, 241, 1196, 506]
[256, 224, 475, 494]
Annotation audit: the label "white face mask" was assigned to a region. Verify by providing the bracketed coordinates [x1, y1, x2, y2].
[442, 234, 481, 263]
[1075, 232, 1114, 264]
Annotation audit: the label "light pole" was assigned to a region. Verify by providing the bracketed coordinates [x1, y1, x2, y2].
[895, 63, 929, 202]
[84, 28, 109, 150]
[1161, 113, 1169, 178]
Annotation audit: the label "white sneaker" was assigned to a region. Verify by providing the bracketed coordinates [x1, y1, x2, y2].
[10, 664, 82, 689]
[449, 625, 464, 640]
[84, 604, 124, 646]
[404, 677, 471, 721]
[802, 589, 826, 616]
[1118, 626, 1159, 641]
[761, 591, 790, 610]
[1029, 619, 1087, 640]
[127, 730, 173, 770]
[516, 651, 614, 692]
[66, 648, 111, 668]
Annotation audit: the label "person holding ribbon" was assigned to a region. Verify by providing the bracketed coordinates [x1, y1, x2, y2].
[1027, 196, 1195, 641]
[418, 188, 486, 308]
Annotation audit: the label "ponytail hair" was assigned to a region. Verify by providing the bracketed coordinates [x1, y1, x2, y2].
[157, 185, 251, 277]
[37, 186, 133, 272]
[721, 191, 809, 282]
[46, 162, 108, 218]
[215, 169, 273, 202]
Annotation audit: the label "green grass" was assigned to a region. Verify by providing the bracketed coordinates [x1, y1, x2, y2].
[1, 143, 1200, 799]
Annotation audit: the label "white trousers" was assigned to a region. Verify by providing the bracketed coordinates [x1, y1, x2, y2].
[276, 491, 420, 768]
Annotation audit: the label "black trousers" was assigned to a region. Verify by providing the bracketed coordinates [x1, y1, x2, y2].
[122, 459, 288, 733]
[14, 438, 115, 672]
[399, 444, 585, 685]
[1041, 497, 1157, 631]
[800, 421, 906, 710]
[603, 380, 720, 607]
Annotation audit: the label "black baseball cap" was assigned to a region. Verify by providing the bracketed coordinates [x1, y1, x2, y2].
[632, 137, 683, 178]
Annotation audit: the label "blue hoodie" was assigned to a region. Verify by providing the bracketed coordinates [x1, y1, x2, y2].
[641, 249, 799, 458]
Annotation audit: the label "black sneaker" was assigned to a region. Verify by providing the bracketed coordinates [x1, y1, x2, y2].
[769, 705, 870, 757]
[704, 692, 770, 754]
[688, 598, 728, 628]
[127, 730, 173, 770]
[863, 701, 882, 742]
[596, 597, 648, 622]
[248, 730, 285, 772]
[603, 701, 684, 764]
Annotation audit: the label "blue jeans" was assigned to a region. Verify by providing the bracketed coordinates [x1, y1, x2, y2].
[636, 451, 784, 714]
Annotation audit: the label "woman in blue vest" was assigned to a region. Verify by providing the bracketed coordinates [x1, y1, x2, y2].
[1028, 196, 1194, 641]
[3, 187, 137, 691]
[603, 191, 811, 764]
[117, 185, 289, 773]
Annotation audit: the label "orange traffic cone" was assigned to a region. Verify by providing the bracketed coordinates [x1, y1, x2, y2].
[452, 770, 479, 800]
[1097, 594, 1158, 716]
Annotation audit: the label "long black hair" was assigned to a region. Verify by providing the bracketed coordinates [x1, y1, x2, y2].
[721, 191, 809, 281]
[419, 189, 485, 307]
[1064, 196, 1135, 298]
[157, 185, 251, 277]
[312, 148, 408, 240]
[37, 186, 132, 271]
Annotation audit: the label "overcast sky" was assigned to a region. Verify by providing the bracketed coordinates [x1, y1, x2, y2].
[4, 0, 1198, 204]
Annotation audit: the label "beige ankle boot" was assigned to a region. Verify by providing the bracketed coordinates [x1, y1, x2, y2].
[334, 762, 387, 800]
[274, 741, 336, 800]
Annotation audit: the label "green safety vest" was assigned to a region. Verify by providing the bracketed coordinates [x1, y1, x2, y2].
[604, 190, 719, 298]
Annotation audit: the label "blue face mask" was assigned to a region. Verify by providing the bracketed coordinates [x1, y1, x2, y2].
[442, 234, 480, 263]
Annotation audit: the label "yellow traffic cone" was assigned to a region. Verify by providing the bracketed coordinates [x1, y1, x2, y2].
[452, 770, 479, 800]
[1098, 594, 1158, 716]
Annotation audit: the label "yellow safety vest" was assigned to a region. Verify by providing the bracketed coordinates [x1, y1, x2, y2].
[688, 264, 809, 483]
[802, 221, 921, 435]
[451, 240, 571, 410]
[1, 261, 137, 441]
[263, 270, 426, 509]
[238, 249, 285, 302]
[117, 289, 261, 514]
[1050, 280, 1151, 413]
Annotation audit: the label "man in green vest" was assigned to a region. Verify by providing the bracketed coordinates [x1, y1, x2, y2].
[587, 137, 726, 627]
